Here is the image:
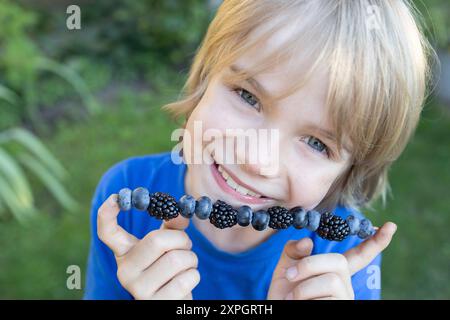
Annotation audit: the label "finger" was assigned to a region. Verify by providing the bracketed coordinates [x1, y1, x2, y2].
[137, 249, 198, 296]
[313, 297, 337, 300]
[97, 194, 138, 257]
[284, 253, 354, 298]
[344, 221, 397, 275]
[182, 293, 193, 300]
[152, 268, 200, 300]
[272, 238, 313, 280]
[285, 238, 314, 261]
[119, 229, 192, 277]
[285, 253, 349, 282]
[291, 273, 350, 300]
[160, 214, 190, 231]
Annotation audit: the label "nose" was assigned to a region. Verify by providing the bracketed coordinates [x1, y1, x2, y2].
[234, 130, 281, 178]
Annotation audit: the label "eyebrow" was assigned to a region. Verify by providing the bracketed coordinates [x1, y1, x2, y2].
[229, 64, 273, 99]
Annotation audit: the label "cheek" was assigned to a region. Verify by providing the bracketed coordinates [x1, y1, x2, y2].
[184, 84, 263, 150]
[182, 88, 234, 161]
[287, 162, 344, 210]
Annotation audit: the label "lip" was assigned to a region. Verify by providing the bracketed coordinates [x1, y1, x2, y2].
[210, 161, 274, 205]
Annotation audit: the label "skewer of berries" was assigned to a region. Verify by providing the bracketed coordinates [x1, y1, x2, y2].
[117, 187, 376, 242]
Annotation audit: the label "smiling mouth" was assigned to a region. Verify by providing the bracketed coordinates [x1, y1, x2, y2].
[210, 160, 274, 205]
[217, 163, 263, 197]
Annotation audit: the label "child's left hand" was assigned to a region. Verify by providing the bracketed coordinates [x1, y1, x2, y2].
[267, 222, 397, 300]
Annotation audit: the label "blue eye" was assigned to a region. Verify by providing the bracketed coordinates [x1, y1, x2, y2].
[234, 87, 261, 111]
[304, 136, 330, 157]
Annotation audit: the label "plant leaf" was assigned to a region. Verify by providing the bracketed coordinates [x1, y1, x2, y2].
[0, 147, 34, 207]
[36, 57, 101, 114]
[0, 83, 19, 106]
[0, 128, 67, 180]
[17, 152, 79, 213]
[0, 174, 35, 223]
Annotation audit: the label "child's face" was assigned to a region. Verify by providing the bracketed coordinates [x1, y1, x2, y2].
[184, 32, 353, 211]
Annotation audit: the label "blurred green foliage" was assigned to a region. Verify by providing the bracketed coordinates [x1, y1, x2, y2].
[33, 0, 212, 72]
[0, 0, 98, 221]
[413, 0, 450, 49]
[0, 0, 449, 299]
[0, 128, 78, 222]
[0, 82, 182, 298]
[0, 0, 99, 131]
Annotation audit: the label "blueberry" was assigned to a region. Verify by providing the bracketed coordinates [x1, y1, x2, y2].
[195, 196, 212, 220]
[346, 215, 361, 236]
[131, 187, 150, 211]
[118, 188, 132, 211]
[179, 195, 196, 219]
[358, 219, 375, 239]
[252, 210, 270, 231]
[306, 210, 321, 231]
[237, 205, 253, 227]
[290, 206, 308, 229]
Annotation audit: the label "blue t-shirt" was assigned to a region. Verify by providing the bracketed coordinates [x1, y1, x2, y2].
[83, 151, 381, 300]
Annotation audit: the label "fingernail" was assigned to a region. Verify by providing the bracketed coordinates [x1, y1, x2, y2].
[286, 266, 297, 280]
[110, 194, 118, 207]
[285, 292, 294, 300]
[392, 223, 398, 233]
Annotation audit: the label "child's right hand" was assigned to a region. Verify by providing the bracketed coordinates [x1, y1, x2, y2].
[97, 194, 200, 300]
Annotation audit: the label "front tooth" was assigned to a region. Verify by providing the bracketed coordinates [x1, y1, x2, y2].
[248, 190, 257, 197]
[248, 190, 262, 198]
[236, 185, 250, 196]
[221, 169, 229, 179]
[226, 177, 238, 190]
[219, 166, 263, 198]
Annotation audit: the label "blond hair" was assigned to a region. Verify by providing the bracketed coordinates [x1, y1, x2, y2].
[163, 0, 436, 212]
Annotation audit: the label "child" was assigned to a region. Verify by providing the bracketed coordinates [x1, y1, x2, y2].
[84, 0, 432, 300]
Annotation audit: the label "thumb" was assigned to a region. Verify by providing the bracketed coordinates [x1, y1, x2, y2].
[267, 238, 314, 300]
[160, 214, 190, 231]
[275, 238, 314, 273]
[284, 237, 313, 261]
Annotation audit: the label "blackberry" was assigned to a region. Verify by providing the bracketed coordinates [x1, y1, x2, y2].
[316, 212, 350, 242]
[147, 192, 180, 221]
[209, 200, 238, 229]
[268, 206, 293, 229]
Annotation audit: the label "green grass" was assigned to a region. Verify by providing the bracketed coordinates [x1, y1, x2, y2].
[0, 82, 182, 299]
[0, 83, 449, 299]
[369, 102, 450, 299]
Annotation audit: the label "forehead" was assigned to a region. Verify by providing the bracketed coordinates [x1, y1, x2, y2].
[234, 18, 330, 103]
[231, 22, 332, 122]
[218, 21, 355, 155]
